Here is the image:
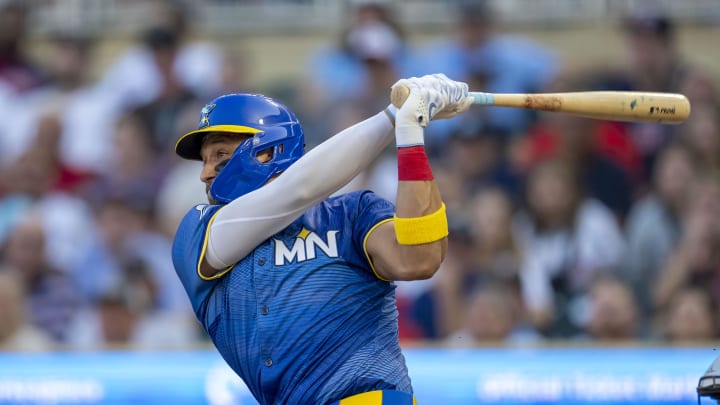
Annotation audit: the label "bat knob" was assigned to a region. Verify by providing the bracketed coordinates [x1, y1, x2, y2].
[390, 84, 411, 108]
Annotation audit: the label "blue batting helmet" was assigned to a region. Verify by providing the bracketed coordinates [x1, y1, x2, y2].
[175, 93, 304, 203]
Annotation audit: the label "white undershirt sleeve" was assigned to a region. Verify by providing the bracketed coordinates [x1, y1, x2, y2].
[205, 111, 394, 269]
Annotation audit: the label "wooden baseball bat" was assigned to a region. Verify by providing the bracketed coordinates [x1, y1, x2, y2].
[390, 86, 691, 124]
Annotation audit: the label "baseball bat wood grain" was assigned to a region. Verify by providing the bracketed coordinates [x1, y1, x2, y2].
[390, 85, 691, 124]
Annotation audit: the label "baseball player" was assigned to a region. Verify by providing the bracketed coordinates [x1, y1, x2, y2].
[171, 74, 472, 405]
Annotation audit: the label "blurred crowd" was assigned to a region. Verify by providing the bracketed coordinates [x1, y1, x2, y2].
[0, 0, 718, 351]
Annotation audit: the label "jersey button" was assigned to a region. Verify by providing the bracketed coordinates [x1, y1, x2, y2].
[265, 358, 273, 367]
[258, 257, 266, 266]
[261, 305, 269, 315]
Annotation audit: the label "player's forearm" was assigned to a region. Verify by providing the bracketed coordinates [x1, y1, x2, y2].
[391, 181, 448, 279]
[395, 180, 443, 216]
[373, 77, 463, 281]
[206, 112, 393, 269]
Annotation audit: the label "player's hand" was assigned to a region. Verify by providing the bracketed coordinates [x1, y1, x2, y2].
[391, 74, 473, 127]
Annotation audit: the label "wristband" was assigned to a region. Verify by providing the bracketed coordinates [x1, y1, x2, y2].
[394, 203, 448, 245]
[398, 146, 433, 181]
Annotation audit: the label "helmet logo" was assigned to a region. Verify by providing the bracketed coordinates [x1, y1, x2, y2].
[199, 103, 216, 128]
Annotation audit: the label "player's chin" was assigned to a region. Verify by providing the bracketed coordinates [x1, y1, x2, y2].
[206, 191, 218, 205]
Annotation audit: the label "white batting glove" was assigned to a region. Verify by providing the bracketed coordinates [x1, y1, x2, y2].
[390, 74, 472, 147]
[394, 73, 472, 122]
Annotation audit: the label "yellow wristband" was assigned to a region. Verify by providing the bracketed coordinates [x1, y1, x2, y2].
[393, 203, 448, 245]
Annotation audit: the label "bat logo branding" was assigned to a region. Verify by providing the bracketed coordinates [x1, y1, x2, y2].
[649, 106, 675, 115]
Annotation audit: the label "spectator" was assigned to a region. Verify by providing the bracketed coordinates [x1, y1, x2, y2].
[663, 287, 717, 343]
[300, 0, 410, 145]
[73, 192, 189, 313]
[523, 74, 638, 219]
[653, 175, 720, 319]
[0, 269, 53, 351]
[466, 187, 523, 283]
[680, 101, 720, 174]
[40, 32, 122, 177]
[446, 282, 540, 347]
[615, 10, 714, 178]
[0, 215, 79, 343]
[0, 113, 97, 274]
[624, 144, 696, 329]
[97, 0, 224, 109]
[0, 30, 123, 178]
[432, 187, 522, 338]
[130, 25, 201, 158]
[437, 125, 522, 200]
[583, 276, 639, 341]
[66, 264, 201, 350]
[514, 159, 625, 337]
[81, 112, 169, 205]
[0, 1, 44, 95]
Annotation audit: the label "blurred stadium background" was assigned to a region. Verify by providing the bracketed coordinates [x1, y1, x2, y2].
[1, 0, 720, 404]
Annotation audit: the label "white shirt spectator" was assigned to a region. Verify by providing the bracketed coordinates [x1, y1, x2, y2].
[514, 199, 625, 315]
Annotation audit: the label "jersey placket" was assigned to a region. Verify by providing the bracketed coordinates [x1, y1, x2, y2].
[254, 241, 280, 402]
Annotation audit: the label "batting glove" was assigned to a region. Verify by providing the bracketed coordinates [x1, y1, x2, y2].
[390, 74, 472, 147]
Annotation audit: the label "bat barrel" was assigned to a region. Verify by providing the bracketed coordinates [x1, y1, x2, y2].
[489, 91, 690, 124]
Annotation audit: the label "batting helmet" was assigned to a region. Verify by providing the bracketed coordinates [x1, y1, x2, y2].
[175, 93, 304, 203]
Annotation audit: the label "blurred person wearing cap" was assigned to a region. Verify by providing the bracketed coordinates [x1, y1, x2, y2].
[300, 1, 412, 147]
[595, 9, 717, 181]
[410, 0, 558, 142]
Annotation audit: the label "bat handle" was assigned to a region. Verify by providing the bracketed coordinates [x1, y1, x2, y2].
[390, 84, 495, 108]
[470, 92, 495, 106]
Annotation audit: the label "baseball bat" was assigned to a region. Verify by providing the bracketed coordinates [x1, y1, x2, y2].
[390, 86, 691, 124]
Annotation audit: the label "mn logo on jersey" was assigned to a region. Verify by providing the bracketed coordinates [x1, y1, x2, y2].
[274, 227, 339, 265]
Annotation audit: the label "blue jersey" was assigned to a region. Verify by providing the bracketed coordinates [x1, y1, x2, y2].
[171, 190, 412, 405]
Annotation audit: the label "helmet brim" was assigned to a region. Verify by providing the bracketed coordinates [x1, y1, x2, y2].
[175, 125, 263, 160]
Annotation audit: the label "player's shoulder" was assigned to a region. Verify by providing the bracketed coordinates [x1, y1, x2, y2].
[327, 189, 387, 203]
[316, 190, 395, 225]
[189, 203, 221, 219]
[322, 189, 390, 210]
[177, 203, 222, 230]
